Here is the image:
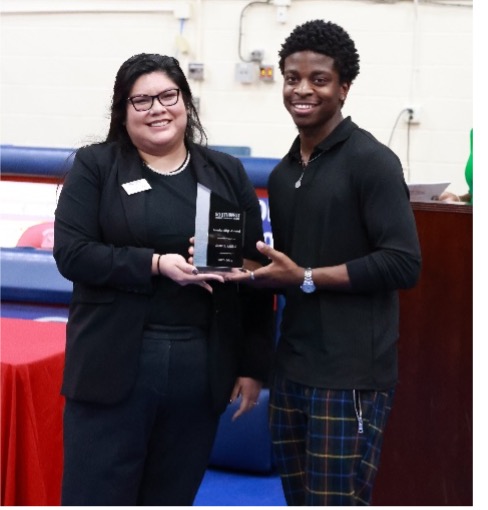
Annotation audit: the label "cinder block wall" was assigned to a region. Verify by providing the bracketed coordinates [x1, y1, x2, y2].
[1, 0, 472, 193]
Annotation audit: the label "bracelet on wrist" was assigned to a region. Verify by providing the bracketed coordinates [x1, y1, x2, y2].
[157, 254, 163, 275]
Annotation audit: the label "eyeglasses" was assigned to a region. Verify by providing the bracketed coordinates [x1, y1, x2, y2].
[127, 88, 180, 111]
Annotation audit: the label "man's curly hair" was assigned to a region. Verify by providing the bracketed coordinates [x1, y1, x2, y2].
[278, 19, 360, 84]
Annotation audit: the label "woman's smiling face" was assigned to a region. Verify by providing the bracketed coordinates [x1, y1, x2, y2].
[125, 71, 187, 156]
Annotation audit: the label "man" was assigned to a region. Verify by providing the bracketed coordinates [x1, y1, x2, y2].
[231, 19, 421, 505]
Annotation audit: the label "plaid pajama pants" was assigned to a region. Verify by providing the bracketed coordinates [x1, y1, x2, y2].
[269, 375, 395, 506]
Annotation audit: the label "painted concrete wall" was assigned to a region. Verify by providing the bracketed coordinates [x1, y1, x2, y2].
[1, 0, 472, 193]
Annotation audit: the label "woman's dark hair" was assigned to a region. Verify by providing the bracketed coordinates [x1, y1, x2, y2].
[106, 53, 207, 148]
[278, 19, 360, 84]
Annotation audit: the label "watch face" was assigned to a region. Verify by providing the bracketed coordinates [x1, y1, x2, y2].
[300, 282, 316, 293]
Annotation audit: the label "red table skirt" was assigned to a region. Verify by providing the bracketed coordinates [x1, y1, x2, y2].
[1, 318, 66, 506]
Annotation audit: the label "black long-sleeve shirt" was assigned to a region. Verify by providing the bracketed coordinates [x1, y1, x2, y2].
[268, 117, 421, 390]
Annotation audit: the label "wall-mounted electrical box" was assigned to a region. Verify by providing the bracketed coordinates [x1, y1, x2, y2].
[404, 105, 421, 124]
[235, 62, 258, 84]
[259, 65, 274, 82]
[250, 49, 264, 62]
[273, 0, 291, 23]
[188, 62, 204, 81]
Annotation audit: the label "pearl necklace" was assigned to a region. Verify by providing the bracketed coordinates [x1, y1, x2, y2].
[144, 151, 191, 176]
[295, 152, 323, 188]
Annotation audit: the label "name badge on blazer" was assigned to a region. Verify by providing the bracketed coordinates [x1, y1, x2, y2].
[122, 179, 152, 195]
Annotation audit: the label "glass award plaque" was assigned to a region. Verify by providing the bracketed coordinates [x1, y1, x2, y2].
[194, 184, 244, 271]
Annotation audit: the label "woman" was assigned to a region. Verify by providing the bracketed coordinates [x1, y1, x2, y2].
[54, 53, 273, 506]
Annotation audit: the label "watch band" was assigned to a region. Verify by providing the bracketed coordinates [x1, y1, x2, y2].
[300, 267, 316, 293]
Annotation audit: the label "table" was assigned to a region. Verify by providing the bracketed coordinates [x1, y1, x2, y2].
[1, 318, 66, 505]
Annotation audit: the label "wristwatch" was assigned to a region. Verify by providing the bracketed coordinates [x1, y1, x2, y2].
[300, 267, 316, 293]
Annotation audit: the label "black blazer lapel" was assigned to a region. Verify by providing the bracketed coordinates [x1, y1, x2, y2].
[189, 145, 239, 205]
[116, 148, 149, 246]
[190, 146, 216, 191]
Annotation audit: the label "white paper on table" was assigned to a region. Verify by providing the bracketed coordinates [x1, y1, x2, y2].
[407, 182, 450, 202]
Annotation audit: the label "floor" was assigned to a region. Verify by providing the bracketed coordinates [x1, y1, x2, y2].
[195, 468, 286, 506]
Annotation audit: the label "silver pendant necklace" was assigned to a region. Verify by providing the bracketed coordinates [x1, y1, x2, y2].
[295, 172, 305, 189]
[295, 152, 323, 188]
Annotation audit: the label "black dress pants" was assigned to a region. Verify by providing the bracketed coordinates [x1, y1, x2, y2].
[62, 326, 220, 506]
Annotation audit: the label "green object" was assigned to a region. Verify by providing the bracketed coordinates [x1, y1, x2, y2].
[465, 129, 473, 204]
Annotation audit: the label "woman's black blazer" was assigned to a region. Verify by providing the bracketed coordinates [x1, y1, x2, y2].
[54, 142, 273, 413]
